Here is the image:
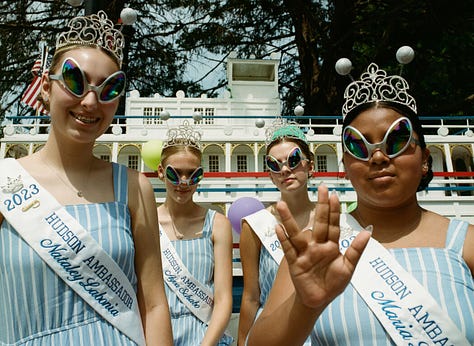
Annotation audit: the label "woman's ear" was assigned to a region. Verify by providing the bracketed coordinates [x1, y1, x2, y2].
[157, 164, 165, 180]
[40, 71, 51, 104]
[307, 160, 315, 178]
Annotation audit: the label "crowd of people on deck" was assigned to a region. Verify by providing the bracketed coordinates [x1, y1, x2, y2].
[0, 10, 472, 346]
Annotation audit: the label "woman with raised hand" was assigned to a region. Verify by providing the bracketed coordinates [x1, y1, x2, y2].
[247, 57, 474, 345]
[0, 11, 172, 345]
[157, 121, 234, 346]
[238, 123, 314, 346]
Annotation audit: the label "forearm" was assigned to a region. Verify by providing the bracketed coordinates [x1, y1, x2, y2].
[246, 293, 323, 346]
[201, 300, 233, 346]
[237, 298, 260, 346]
[143, 303, 173, 346]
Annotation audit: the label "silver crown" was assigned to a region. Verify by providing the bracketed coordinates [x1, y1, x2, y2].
[163, 120, 202, 151]
[56, 11, 125, 67]
[265, 116, 307, 147]
[340, 63, 417, 118]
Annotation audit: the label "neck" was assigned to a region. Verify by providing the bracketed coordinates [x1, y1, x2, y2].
[280, 190, 314, 215]
[352, 201, 424, 243]
[41, 141, 95, 169]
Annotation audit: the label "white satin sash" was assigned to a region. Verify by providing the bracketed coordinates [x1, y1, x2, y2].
[0, 158, 145, 346]
[159, 226, 214, 323]
[244, 209, 283, 265]
[339, 214, 469, 345]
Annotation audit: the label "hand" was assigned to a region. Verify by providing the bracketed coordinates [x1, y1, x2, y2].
[275, 184, 371, 309]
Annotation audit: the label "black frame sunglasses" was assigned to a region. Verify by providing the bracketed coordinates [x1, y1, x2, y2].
[49, 57, 126, 103]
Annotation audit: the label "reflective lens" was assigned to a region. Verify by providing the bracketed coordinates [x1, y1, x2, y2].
[49, 57, 126, 103]
[165, 165, 204, 186]
[265, 147, 307, 173]
[343, 117, 419, 161]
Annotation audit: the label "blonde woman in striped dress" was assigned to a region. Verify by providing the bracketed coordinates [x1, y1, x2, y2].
[0, 12, 172, 345]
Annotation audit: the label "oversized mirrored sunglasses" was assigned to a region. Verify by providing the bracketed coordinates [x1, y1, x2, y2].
[165, 165, 204, 186]
[49, 57, 126, 103]
[343, 117, 420, 161]
[265, 147, 308, 173]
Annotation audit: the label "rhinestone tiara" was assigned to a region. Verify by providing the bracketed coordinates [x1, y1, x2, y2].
[265, 117, 307, 147]
[163, 120, 202, 151]
[56, 11, 125, 67]
[341, 63, 417, 118]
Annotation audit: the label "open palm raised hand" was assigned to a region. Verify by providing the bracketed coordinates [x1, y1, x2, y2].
[275, 184, 371, 309]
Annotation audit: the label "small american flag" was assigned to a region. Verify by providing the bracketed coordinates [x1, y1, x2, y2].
[21, 58, 48, 114]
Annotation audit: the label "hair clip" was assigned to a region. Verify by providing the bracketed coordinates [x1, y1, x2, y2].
[264, 116, 307, 147]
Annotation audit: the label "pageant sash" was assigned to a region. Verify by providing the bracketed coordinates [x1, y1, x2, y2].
[244, 209, 283, 265]
[159, 226, 214, 324]
[0, 159, 145, 346]
[339, 214, 469, 346]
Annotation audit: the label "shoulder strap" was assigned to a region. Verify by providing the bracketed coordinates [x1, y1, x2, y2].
[202, 209, 216, 237]
[0, 158, 145, 346]
[112, 163, 128, 205]
[445, 219, 469, 252]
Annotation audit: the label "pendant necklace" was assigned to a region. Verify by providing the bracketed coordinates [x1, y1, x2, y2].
[167, 207, 185, 239]
[42, 154, 92, 198]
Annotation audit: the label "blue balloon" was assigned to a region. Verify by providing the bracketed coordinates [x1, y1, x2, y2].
[228, 197, 265, 234]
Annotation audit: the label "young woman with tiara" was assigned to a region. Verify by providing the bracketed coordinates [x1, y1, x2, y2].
[157, 121, 234, 345]
[238, 121, 313, 346]
[246, 50, 474, 345]
[0, 11, 172, 345]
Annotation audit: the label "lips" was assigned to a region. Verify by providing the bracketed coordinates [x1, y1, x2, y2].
[72, 112, 99, 124]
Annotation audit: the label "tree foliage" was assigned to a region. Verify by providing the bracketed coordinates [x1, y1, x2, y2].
[0, 0, 472, 128]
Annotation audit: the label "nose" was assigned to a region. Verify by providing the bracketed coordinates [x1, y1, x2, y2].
[369, 148, 390, 164]
[80, 89, 99, 109]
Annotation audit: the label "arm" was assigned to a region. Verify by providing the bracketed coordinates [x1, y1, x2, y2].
[247, 185, 371, 346]
[463, 223, 474, 277]
[201, 212, 234, 346]
[128, 170, 173, 345]
[237, 221, 262, 346]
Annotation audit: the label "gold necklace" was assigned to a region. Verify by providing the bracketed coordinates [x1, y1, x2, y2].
[42, 154, 92, 198]
[166, 205, 204, 240]
[166, 206, 184, 239]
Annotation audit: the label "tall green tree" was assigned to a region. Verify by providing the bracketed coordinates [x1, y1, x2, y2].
[0, 0, 472, 129]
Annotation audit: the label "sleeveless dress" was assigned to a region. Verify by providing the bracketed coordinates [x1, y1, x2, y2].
[311, 219, 474, 345]
[244, 209, 311, 346]
[0, 163, 139, 345]
[161, 209, 233, 346]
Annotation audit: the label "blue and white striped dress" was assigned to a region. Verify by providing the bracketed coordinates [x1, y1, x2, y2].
[162, 209, 233, 346]
[311, 219, 474, 345]
[0, 163, 138, 345]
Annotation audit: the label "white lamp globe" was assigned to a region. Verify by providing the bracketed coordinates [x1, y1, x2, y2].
[396, 46, 415, 64]
[159, 110, 170, 121]
[120, 7, 138, 25]
[192, 112, 203, 122]
[255, 119, 265, 128]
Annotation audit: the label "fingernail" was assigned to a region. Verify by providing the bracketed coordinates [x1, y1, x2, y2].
[365, 225, 374, 233]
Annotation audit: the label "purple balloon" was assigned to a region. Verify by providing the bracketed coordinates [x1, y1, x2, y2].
[228, 197, 265, 234]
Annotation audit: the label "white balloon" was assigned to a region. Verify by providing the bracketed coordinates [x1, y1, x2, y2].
[66, 0, 83, 7]
[255, 119, 265, 128]
[120, 8, 138, 25]
[335, 58, 352, 76]
[396, 46, 415, 64]
[294, 105, 304, 116]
